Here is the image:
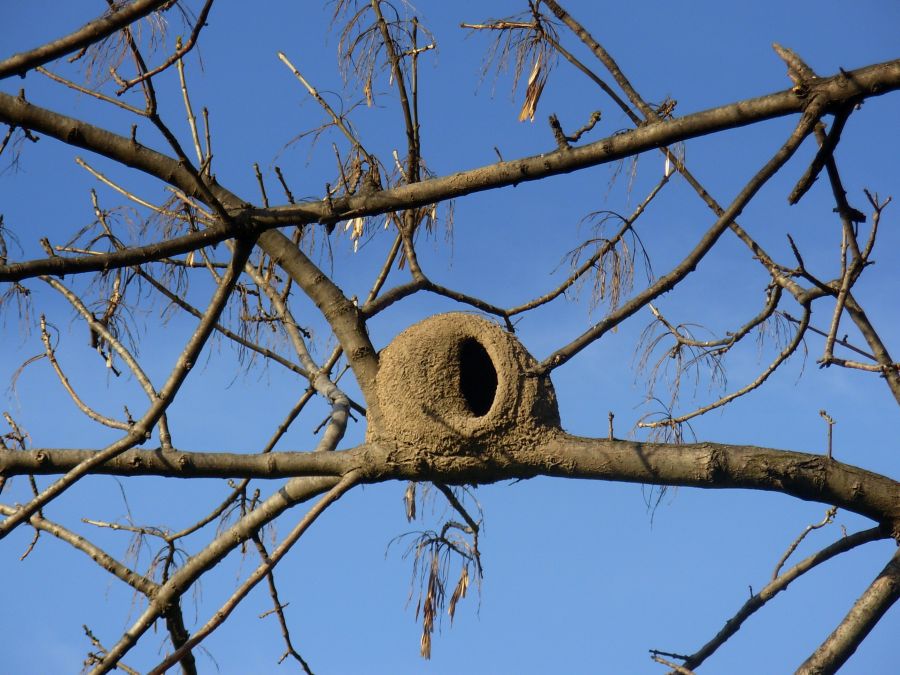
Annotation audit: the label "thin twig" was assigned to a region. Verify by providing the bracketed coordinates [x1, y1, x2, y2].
[115, 0, 215, 94]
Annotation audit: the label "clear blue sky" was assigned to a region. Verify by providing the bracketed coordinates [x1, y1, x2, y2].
[1, 1, 899, 673]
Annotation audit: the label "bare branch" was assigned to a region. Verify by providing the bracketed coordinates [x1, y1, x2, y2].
[0, 0, 173, 79]
[2, 59, 899, 283]
[0, 503, 157, 596]
[104, 471, 360, 674]
[639, 303, 808, 428]
[3, 440, 898, 536]
[796, 547, 900, 674]
[773, 507, 838, 579]
[114, 0, 215, 94]
[252, 533, 314, 672]
[0, 239, 255, 539]
[673, 527, 886, 670]
[541, 99, 826, 373]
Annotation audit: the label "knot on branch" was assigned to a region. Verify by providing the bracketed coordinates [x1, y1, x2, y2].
[367, 313, 561, 458]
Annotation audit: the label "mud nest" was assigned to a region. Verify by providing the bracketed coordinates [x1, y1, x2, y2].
[368, 313, 561, 456]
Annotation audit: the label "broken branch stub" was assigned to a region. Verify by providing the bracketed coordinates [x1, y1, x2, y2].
[368, 313, 561, 456]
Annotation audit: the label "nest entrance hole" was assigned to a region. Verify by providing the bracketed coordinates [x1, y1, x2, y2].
[459, 338, 497, 417]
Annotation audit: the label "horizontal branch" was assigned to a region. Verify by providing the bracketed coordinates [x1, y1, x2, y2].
[0, 447, 352, 479]
[2, 58, 900, 282]
[249, 58, 900, 227]
[529, 435, 900, 537]
[4, 435, 899, 536]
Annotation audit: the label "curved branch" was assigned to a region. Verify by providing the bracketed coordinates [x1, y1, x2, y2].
[640, 301, 807, 427]
[39, 315, 131, 431]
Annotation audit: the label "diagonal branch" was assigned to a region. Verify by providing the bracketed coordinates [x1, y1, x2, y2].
[145, 470, 360, 675]
[679, 527, 886, 670]
[0, 238, 255, 539]
[114, 0, 215, 94]
[90, 472, 349, 673]
[540, 0, 656, 120]
[844, 293, 900, 405]
[796, 547, 900, 674]
[639, 302, 808, 427]
[0, 503, 158, 596]
[0, 0, 173, 80]
[538, 98, 827, 372]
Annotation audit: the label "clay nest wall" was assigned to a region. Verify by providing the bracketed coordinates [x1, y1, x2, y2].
[367, 313, 561, 457]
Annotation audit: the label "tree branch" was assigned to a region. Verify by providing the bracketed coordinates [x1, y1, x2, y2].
[5, 438, 898, 536]
[796, 547, 900, 674]
[0, 0, 173, 80]
[3, 59, 899, 282]
[90, 473, 346, 673]
[0, 503, 158, 596]
[539, 97, 826, 372]
[145, 471, 360, 675]
[680, 526, 886, 670]
[0, 239, 254, 539]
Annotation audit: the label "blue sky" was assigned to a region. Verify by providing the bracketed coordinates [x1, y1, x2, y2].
[1, 1, 899, 673]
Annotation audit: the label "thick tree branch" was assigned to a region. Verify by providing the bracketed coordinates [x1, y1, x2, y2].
[256, 229, 380, 402]
[4, 438, 899, 536]
[0, 0, 173, 80]
[528, 435, 900, 537]
[0, 446, 350, 479]
[796, 547, 900, 674]
[2, 58, 899, 283]
[252, 58, 900, 227]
